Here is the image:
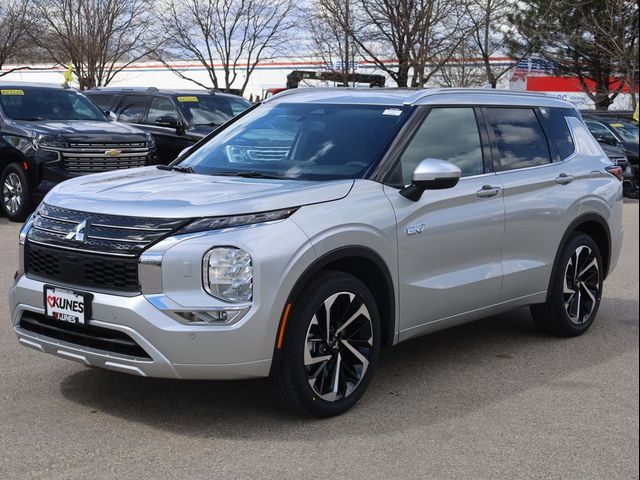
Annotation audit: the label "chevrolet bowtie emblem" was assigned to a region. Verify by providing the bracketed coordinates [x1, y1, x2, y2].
[105, 149, 121, 157]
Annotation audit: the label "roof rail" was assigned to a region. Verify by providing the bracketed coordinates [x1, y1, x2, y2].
[409, 87, 552, 104]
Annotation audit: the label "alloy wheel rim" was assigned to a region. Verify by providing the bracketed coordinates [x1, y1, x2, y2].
[2, 172, 23, 216]
[304, 291, 373, 402]
[563, 245, 600, 325]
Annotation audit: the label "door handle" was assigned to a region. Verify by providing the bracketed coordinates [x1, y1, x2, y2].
[477, 185, 501, 198]
[555, 173, 576, 185]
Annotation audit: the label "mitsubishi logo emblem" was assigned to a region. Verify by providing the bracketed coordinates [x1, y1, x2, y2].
[65, 220, 87, 242]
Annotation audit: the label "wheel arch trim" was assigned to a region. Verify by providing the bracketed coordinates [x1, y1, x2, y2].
[546, 213, 612, 300]
[269, 246, 397, 374]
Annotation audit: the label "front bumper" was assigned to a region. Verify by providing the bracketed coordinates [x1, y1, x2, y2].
[10, 217, 315, 379]
[10, 275, 271, 379]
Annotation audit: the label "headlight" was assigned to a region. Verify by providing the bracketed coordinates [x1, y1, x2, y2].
[181, 208, 297, 234]
[3, 134, 32, 152]
[203, 247, 253, 303]
[145, 133, 156, 149]
[32, 134, 67, 150]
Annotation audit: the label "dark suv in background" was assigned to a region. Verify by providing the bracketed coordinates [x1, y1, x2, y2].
[86, 87, 252, 164]
[0, 83, 158, 221]
[584, 115, 639, 198]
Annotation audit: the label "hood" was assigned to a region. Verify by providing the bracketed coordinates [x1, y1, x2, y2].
[10, 119, 148, 141]
[44, 166, 354, 218]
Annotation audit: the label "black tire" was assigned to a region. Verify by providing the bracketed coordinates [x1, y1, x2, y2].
[1, 163, 31, 222]
[531, 232, 604, 337]
[271, 270, 381, 417]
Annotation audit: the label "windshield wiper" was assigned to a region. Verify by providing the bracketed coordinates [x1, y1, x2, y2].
[171, 165, 195, 173]
[195, 122, 223, 127]
[213, 170, 288, 180]
[15, 116, 45, 121]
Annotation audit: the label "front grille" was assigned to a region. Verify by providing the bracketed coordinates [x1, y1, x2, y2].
[19, 311, 151, 359]
[60, 141, 150, 172]
[29, 203, 187, 256]
[25, 204, 188, 292]
[26, 242, 139, 292]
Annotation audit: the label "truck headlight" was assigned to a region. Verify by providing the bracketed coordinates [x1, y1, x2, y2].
[32, 134, 67, 150]
[144, 133, 156, 149]
[203, 247, 253, 303]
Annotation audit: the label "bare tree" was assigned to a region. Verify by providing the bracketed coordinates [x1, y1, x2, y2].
[436, 40, 486, 87]
[308, 0, 358, 86]
[0, 0, 34, 77]
[350, 0, 464, 87]
[409, 0, 466, 87]
[350, 0, 416, 87]
[158, 0, 297, 94]
[30, 0, 160, 90]
[463, 0, 528, 88]
[589, 0, 639, 109]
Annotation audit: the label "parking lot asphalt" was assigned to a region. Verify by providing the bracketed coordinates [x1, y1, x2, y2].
[0, 201, 637, 480]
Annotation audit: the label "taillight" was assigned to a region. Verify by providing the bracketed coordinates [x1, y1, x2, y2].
[605, 165, 624, 181]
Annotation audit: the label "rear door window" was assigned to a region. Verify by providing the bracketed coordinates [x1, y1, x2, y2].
[117, 95, 149, 123]
[484, 108, 552, 171]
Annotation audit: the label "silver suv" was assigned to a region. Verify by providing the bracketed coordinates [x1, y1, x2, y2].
[9, 89, 624, 417]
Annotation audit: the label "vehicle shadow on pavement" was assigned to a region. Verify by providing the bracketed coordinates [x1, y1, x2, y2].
[60, 297, 638, 439]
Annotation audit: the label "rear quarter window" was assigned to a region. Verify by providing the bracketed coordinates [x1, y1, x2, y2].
[538, 107, 576, 160]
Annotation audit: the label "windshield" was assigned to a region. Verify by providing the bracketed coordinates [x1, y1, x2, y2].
[0, 87, 107, 121]
[176, 94, 252, 127]
[178, 103, 408, 181]
[607, 121, 639, 143]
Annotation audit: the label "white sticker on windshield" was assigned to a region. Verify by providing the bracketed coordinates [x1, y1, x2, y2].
[383, 108, 402, 116]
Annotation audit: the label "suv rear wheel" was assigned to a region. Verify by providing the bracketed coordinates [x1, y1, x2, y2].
[531, 232, 603, 337]
[271, 270, 381, 417]
[1, 163, 31, 222]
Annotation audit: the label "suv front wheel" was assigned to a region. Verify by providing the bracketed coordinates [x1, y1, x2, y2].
[1, 163, 31, 222]
[272, 271, 381, 417]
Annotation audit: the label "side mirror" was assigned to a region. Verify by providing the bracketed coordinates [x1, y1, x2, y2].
[595, 134, 618, 146]
[155, 115, 181, 129]
[400, 158, 462, 201]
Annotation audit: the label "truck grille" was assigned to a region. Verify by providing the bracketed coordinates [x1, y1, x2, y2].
[61, 141, 150, 172]
[19, 311, 151, 359]
[25, 204, 188, 292]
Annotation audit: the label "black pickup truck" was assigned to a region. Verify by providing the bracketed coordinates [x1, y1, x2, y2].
[0, 83, 158, 221]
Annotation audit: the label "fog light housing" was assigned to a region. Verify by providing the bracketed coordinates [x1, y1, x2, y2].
[171, 308, 249, 325]
[203, 247, 253, 303]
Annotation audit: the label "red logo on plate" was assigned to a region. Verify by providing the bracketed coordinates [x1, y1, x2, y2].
[47, 295, 57, 308]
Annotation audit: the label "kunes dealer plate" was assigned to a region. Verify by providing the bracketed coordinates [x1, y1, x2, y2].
[44, 286, 92, 325]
